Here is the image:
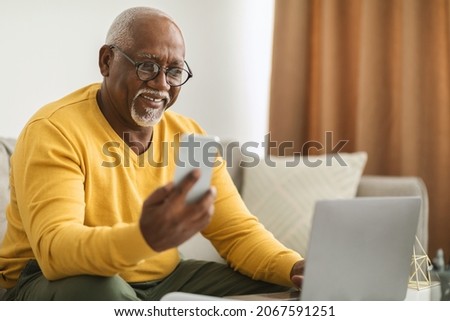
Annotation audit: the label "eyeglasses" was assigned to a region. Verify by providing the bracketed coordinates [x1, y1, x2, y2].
[109, 45, 193, 87]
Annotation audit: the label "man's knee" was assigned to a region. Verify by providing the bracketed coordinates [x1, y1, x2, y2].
[51, 275, 139, 300]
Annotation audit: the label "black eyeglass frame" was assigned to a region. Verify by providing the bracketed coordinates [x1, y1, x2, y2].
[109, 45, 193, 87]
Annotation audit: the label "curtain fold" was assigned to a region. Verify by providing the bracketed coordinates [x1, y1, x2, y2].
[269, 0, 450, 257]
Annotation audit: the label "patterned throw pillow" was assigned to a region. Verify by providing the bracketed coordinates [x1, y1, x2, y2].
[241, 152, 367, 257]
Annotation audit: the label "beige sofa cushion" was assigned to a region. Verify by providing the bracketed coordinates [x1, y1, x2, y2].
[357, 175, 429, 253]
[241, 152, 368, 257]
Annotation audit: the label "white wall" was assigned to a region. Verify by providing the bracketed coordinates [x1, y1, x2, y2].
[0, 0, 274, 149]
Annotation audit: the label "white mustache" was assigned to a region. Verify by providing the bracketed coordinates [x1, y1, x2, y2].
[134, 89, 170, 104]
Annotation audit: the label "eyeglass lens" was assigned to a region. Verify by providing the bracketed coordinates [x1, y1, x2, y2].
[137, 62, 190, 86]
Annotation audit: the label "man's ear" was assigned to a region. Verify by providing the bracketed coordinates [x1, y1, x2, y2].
[99, 45, 112, 77]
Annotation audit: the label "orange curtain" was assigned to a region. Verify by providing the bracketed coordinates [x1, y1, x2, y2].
[269, 0, 450, 258]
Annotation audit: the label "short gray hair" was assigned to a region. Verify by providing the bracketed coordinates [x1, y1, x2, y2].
[105, 7, 172, 49]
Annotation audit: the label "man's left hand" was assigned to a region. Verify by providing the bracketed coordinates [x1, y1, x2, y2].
[290, 260, 305, 289]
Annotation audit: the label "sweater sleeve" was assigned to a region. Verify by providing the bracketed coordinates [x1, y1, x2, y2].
[13, 119, 156, 280]
[202, 157, 303, 287]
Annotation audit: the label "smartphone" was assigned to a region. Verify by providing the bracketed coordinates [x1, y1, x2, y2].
[173, 133, 221, 203]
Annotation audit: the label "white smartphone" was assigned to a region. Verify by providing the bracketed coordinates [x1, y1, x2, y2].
[173, 133, 220, 203]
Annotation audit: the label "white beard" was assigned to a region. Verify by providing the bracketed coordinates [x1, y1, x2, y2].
[130, 88, 169, 127]
[131, 104, 165, 127]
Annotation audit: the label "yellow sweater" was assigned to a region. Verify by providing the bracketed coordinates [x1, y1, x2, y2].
[0, 83, 301, 289]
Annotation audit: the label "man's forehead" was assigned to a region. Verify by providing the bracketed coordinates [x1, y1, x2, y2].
[130, 17, 185, 61]
[135, 51, 184, 66]
[136, 52, 158, 60]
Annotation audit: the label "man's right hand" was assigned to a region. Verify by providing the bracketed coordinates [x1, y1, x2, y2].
[139, 169, 216, 252]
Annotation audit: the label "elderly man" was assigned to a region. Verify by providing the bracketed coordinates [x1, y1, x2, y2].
[0, 7, 304, 300]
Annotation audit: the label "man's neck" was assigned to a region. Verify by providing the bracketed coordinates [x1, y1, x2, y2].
[122, 131, 153, 155]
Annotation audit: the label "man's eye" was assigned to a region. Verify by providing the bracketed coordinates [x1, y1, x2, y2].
[140, 62, 158, 73]
[167, 68, 183, 78]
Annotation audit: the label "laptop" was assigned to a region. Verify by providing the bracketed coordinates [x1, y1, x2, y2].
[227, 196, 421, 301]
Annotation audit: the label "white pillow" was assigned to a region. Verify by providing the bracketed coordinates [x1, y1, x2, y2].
[241, 152, 367, 257]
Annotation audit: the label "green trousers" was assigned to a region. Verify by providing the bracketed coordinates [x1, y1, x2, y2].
[2, 259, 291, 300]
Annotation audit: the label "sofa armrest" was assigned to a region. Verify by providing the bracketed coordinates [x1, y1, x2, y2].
[357, 175, 429, 252]
[0, 137, 15, 297]
[0, 137, 15, 245]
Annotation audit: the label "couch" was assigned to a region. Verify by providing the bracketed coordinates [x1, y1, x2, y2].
[0, 137, 429, 298]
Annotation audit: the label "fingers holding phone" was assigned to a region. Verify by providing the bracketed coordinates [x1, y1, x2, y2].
[139, 177, 216, 252]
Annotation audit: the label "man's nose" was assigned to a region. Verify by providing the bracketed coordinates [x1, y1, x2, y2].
[147, 70, 171, 91]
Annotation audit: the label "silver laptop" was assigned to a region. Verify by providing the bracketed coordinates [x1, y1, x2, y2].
[228, 196, 421, 301]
